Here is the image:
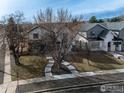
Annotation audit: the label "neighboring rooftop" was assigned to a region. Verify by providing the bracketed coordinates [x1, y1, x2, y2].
[105, 21, 124, 31]
[80, 21, 124, 32]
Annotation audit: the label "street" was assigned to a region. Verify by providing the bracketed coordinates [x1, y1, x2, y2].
[15, 73, 124, 93]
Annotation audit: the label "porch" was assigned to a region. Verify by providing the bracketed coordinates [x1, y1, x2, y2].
[108, 41, 122, 52]
[86, 40, 122, 52]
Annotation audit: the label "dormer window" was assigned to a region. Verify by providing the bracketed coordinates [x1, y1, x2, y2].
[33, 33, 39, 39]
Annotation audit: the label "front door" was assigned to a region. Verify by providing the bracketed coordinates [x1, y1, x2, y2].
[108, 42, 111, 51]
[115, 44, 119, 51]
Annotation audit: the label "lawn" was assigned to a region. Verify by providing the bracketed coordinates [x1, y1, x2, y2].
[11, 55, 47, 81]
[66, 51, 124, 72]
[11, 51, 124, 81]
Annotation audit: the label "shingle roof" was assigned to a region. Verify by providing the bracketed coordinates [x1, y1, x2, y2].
[105, 21, 124, 31]
[80, 21, 124, 32]
[79, 23, 98, 31]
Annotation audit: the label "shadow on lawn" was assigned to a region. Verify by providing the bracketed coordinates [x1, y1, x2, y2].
[12, 63, 44, 80]
[21, 64, 40, 72]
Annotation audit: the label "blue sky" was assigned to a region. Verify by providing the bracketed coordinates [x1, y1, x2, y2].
[1, 0, 124, 21]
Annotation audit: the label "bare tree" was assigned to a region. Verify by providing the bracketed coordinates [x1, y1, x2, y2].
[0, 16, 7, 48]
[6, 11, 25, 65]
[34, 8, 82, 72]
[57, 8, 72, 22]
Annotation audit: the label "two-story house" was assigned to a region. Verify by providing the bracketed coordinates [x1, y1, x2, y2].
[75, 22, 123, 52]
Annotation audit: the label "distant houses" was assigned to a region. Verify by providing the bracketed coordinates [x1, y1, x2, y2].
[24, 21, 124, 53]
[75, 22, 124, 52]
[25, 23, 81, 54]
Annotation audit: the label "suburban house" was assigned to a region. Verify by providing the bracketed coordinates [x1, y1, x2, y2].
[27, 26, 49, 54]
[103, 22, 124, 51]
[23, 21, 124, 53]
[25, 23, 81, 54]
[75, 22, 123, 52]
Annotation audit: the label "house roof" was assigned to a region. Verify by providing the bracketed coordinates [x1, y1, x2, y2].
[105, 21, 124, 31]
[79, 22, 124, 40]
[27, 22, 82, 33]
[27, 26, 39, 33]
[25, 22, 82, 41]
[79, 23, 98, 31]
[80, 21, 124, 32]
[113, 36, 123, 41]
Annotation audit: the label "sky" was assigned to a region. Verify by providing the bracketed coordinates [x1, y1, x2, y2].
[1, 0, 124, 21]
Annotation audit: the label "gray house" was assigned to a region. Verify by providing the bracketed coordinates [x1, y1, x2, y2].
[75, 22, 123, 52]
[105, 21, 124, 51]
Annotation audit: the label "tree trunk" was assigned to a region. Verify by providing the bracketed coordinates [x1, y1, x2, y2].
[56, 62, 61, 74]
[12, 46, 21, 65]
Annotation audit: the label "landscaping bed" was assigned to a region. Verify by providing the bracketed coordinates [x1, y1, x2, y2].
[11, 55, 47, 81]
[66, 51, 124, 72]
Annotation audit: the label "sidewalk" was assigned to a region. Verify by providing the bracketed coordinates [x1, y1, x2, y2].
[0, 40, 15, 93]
[4, 42, 11, 83]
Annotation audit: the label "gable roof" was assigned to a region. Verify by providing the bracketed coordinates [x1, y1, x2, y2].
[79, 22, 109, 32]
[79, 23, 97, 31]
[105, 21, 124, 31]
[25, 22, 82, 41]
[27, 26, 39, 33]
[81, 21, 124, 32]
[79, 22, 124, 39]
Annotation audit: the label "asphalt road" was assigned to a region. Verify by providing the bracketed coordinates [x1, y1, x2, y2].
[16, 73, 124, 93]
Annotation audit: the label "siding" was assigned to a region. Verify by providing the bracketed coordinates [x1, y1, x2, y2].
[104, 31, 114, 51]
[28, 27, 47, 40]
[119, 29, 124, 51]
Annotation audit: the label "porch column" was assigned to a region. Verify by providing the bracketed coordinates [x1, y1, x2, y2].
[103, 42, 107, 51]
[118, 44, 122, 51]
[111, 42, 115, 51]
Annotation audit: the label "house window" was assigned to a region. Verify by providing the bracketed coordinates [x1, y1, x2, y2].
[33, 33, 39, 39]
[91, 31, 95, 36]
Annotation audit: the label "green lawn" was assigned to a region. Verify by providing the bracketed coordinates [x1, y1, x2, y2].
[11, 55, 47, 81]
[66, 51, 124, 72]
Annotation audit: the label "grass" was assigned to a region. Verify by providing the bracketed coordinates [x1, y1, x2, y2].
[11, 55, 47, 81]
[66, 51, 124, 72]
[11, 51, 124, 80]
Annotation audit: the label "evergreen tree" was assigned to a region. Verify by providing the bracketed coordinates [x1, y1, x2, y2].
[89, 16, 97, 23]
[98, 19, 104, 23]
[110, 17, 120, 22]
